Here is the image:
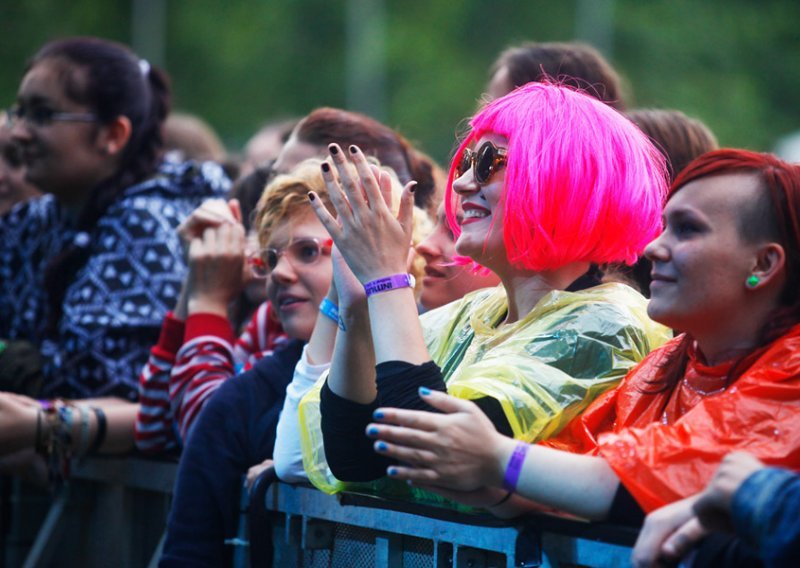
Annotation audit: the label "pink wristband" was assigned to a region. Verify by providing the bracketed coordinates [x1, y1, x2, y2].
[502, 441, 529, 492]
[364, 273, 415, 298]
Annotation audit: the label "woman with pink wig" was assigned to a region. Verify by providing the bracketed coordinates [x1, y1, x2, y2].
[298, 82, 669, 497]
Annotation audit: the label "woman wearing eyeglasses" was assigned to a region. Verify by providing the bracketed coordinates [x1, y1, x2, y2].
[160, 158, 429, 566]
[297, 82, 670, 500]
[0, 38, 226, 478]
[136, 109, 438, 455]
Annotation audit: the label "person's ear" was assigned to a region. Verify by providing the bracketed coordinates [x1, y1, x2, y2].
[746, 243, 785, 290]
[97, 116, 132, 156]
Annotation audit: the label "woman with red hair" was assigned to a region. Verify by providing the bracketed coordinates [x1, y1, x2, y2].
[368, 149, 800, 524]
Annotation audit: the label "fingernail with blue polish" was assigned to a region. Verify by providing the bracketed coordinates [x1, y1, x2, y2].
[419, 387, 431, 396]
[387, 467, 398, 476]
[373, 410, 384, 420]
[376, 441, 388, 452]
[367, 426, 379, 437]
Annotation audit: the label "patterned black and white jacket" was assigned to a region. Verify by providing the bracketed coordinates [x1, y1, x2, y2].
[0, 160, 229, 400]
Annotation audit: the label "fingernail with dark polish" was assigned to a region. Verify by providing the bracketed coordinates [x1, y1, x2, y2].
[321, 162, 330, 172]
[373, 410, 384, 420]
[419, 386, 431, 396]
[388, 467, 398, 476]
[329, 145, 339, 155]
[349, 145, 358, 154]
[409, 182, 417, 194]
[376, 441, 388, 452]
[367, 426, 379, 437]
[308, 192, 316, 201]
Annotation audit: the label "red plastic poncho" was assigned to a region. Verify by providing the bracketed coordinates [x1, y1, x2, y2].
[544, 324, 800, 513]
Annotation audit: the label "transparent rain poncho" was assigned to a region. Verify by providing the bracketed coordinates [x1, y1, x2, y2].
[298, 283, 671, 504]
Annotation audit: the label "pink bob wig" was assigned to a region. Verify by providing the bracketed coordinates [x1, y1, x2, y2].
[445, 82, 668, 271]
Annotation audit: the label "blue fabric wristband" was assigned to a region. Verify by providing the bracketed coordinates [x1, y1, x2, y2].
[319, 298, 340, 324]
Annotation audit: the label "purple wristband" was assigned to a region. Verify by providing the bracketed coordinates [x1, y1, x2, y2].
[502, 441, 529, 492]
[364, 273, 415, 298]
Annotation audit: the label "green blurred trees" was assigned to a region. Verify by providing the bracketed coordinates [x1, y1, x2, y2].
[2, 0, 798, 164]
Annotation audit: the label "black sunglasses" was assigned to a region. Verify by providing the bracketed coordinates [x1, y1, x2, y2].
[455, 141, 507, 185]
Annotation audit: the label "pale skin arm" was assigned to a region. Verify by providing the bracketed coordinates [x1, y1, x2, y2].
[368, 388, 620, 521]
[308, 144, 426, 403]
[0, 393, 137, 457]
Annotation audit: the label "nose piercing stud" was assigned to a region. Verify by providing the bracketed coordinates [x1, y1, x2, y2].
[746, 275, 760, 288]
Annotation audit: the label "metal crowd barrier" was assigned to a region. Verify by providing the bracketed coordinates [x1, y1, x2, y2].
[3, 457, 177, 568]
[261, 481, 638, 567]
[3, 457, 638, 567]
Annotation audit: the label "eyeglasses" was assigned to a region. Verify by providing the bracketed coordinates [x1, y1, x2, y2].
[248, 237, 332, 277]
[455, 141, 507, 185]
[5, 104, 97, 129]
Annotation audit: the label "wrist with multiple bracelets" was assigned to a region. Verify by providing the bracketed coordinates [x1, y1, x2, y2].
[321, 274, 415, 331]
[34, 400, 108, 485]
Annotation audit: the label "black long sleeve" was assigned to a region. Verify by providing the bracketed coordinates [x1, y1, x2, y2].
[320, 360, 512, 482]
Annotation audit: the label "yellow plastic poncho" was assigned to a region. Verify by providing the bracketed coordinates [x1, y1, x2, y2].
[298, 282, 671, 500]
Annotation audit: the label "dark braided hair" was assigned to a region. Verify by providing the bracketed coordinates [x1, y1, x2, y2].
[30, 37, 171, 333]
[648, 149, 800, 394]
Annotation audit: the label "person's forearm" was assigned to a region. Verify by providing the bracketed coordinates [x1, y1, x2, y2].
[76, 399, 137, 454]
[306, 290, 338, 366]
[367, 289, 429, 365]
[327, 304, 376, 404]
[493, 438, 620, 520]
[174, 278, 190, 320]
[98, 401, 138, 453]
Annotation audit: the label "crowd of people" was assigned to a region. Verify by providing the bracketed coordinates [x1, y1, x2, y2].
[0, 35, 798, 568]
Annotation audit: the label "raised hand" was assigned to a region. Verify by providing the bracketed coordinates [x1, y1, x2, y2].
[178, 198, 242, 250]
[186, 222, 247, 317]
[308, 144, 415, 285]
[330, 245, 366, 313]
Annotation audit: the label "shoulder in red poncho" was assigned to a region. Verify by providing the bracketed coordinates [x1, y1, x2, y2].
[544, 324, 800, 512]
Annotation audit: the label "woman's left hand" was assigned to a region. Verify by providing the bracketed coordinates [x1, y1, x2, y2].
[367, 388, 512, 492]
[309, 144, 416, 284]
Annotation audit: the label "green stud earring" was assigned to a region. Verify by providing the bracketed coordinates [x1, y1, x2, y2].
[746, 275, 760, 288]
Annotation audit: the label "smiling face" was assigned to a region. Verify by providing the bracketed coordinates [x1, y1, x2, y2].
[451, 132, 508, 273]
[10, 59, 114, 205]
[416, 203, 500, 310]
[645, 173, 765, 335]
[265, 209, 332, 340]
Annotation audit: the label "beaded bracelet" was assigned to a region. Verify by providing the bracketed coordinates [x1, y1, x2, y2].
[363, 274, 415, 298]
[502, 441, 529, 492]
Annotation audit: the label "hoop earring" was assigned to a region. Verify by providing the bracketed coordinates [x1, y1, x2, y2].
[746, 275, 760, 288]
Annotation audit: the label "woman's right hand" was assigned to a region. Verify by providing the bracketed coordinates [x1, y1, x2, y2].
[186, 222, 247, 317]
[177, 198, 242, 250]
